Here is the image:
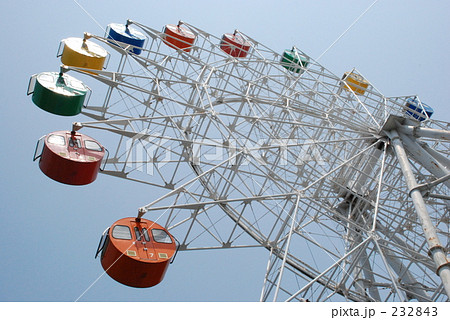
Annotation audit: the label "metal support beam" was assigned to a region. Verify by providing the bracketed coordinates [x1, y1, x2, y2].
[399, 125, 450, 141]
[398, 131, 450, 189]
[273, 194, 301, 301]
[382, 245, 431, 301]
[389, 130, 450, 298]
[285, 237, 372, 302]
[421, 143, 450, 171]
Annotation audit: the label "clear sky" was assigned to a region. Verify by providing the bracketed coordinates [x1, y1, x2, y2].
[0, 0, 449, 303]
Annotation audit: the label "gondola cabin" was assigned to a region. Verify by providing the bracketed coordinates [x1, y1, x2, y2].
[163, 24, 196, 52]
[34, 131, 106, 185]
[405, 98, 433, 121]
[59, 37, 108, 73]
[220, 33, 250, 58]
[28, 72, 89, 116]
[96, 217, 177, 288]
[107, 23, 146, 55]
[280, 48, 310, 74]
[341, 71, 369, 95]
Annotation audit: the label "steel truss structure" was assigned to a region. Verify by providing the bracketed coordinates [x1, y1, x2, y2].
[64, 21, 449, 301]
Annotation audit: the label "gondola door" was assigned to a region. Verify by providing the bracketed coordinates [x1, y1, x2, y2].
[130, 220, 157, 261]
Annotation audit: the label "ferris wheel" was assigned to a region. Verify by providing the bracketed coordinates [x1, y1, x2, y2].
[28, 20, 450, 302]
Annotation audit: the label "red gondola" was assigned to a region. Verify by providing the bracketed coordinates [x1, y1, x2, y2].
[96, 217, 178, 288]
[33, 130, 106, 185]
[220, 32, 250, 58]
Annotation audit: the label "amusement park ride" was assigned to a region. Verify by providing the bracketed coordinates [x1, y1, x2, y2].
[27, 20, 449, 302]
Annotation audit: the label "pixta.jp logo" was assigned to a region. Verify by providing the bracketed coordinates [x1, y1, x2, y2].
[125, 130, 327, 175]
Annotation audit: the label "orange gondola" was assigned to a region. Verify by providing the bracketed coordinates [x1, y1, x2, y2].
[163, 23, 196, 52]
[96, 217, 178, 288]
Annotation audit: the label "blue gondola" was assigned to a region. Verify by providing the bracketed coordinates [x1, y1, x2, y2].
[107, 22, 146, 55]
[405, 98, 433, 121]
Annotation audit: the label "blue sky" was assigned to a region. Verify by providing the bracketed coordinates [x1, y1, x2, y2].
[1, 0, 449, 303]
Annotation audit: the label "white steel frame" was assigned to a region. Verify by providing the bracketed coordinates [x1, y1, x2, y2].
[61, 21, 449, 301]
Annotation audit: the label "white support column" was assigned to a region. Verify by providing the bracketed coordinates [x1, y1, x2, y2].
[389, 130, 450, 298]
[399, 125, 450, 141]
[260, 247, 275, 302]
[273, 194, 301, 301]
[421, 143, 450, 171]
[397, 131, 450, 189]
